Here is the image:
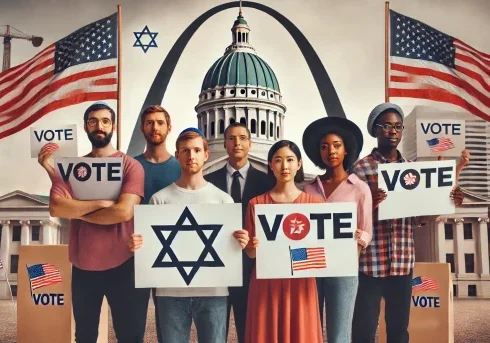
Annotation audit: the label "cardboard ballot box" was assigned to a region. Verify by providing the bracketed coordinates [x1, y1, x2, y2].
[17, 245, 108, 343]
[379, 262, 453, 343]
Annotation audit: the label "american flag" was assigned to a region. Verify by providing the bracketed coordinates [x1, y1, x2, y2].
[27, 263, 62, 291]
[290, 247, 327, 272]
[0, 13, 118, 140]
[412, 276, 439, 292]
[389, 10, 490, 122]
[0, 259, 3, 270]
[426, 137, 455, 152]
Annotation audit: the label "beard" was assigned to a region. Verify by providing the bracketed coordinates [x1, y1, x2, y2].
[87, 130, 113, 148]
[144, 132, 167, 146]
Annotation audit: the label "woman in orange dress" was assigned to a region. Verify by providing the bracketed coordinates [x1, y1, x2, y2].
[244, 140, 323, 343]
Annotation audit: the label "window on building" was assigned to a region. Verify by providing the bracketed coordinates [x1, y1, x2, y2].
[0, 226, 2, 244]
[463, 223, 473, 239]
[219, 120, 224, 134]
[261, 121, 266, 135]
[446, 254, 455, 273]
[12, 225, 21, 242]
[251, 119, 257, 134]
[32, 225, 40, 241]
[465, 253, 475, 273]
[11, 285, 17, 297]
[453, 284, 458, 297]
[468, 285, 477, 297]
[277, 127, 279, 139]
[270, 122, 274, 138]
[229, 118, 235, 125]
[240, 117, 246, 125]
[10, 255, 19, 273]
[204, 124, 207, 137]
[444, 223, 453, 240]
[211, 122, 215, 136]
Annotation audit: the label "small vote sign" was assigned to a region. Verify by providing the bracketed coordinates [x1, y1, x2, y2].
[254, 203, 358, 279]
[54, 157, 123, 200]
[378, 160, 456, 220]
[416, 119, 465, 157]
[30, 125, 78, 158]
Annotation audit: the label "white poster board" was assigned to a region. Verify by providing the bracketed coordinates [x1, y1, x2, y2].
[416, 119, 465, 157]
[54, 157, 123, 200]
[134, 204, 243, 288]
[30, 125, 78, 158]
[254, 203, 358, 279]
[378, 160, 456, 220]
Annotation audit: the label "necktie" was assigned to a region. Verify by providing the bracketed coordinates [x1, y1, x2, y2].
[231, 171, 242, 203]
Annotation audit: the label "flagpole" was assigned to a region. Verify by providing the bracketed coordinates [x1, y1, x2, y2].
[289, 246, 293, 276]
[116, 4, 122, 151]
[385, 1, 390, 102]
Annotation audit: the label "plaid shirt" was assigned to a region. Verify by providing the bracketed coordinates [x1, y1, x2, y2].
[351, 148, 415, 278]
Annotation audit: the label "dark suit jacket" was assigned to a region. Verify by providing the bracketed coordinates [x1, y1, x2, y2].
[205, 163, 272, 285]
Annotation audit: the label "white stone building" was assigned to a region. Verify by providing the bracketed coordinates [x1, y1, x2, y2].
[0, 190, 68, 299]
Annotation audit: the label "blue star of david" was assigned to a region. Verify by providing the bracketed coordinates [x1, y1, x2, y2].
[152, 206, 224, 285]
[133, 25, 158, 53]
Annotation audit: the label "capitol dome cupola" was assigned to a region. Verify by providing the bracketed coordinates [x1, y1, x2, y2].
[195, 5, 287, 165]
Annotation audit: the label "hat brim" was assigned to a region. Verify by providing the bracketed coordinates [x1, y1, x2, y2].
[302, 117, 364, 166]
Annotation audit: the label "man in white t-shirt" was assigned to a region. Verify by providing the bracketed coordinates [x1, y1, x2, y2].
[129, 127, 249, 343]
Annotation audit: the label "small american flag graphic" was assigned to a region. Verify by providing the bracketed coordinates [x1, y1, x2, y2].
[27, 263, 62, 291]
[0, 259, 3, 270]
[412, 276, 440, 292]
[426, 137, 455, 152]
[290, 247, 326, 274]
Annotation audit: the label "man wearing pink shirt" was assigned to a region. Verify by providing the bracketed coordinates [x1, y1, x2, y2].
[38, 102, 149, 343]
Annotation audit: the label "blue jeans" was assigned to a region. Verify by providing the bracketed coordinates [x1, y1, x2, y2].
[156, 296, 227, 343]
[316, 276, 359, 343]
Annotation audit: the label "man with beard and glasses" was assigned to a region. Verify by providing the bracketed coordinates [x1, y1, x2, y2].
[38, 101, 149, 343]
[134, 105, 181, 343]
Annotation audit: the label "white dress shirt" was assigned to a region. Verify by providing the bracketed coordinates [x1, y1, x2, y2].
[226, 161, 250, 197]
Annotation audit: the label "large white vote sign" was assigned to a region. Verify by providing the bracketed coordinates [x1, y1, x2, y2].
[378, 160, 456, 220]
[416, 119, 465, 157]
[54, 157, 123, 200]
[30, 124, 78, 158]
[134, 204, 243, 288]
[254, 203, 358, 279]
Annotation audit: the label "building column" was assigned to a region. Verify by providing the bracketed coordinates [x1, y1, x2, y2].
[477, 217, 490, 275]
[454, 218, 466, 275]
[40, 220, 53, 245]
[435, 217, 447, 263]
[20, 220, 30, 245]
[0, 220, 10, 272]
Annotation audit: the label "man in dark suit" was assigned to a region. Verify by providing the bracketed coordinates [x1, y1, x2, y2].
[205, 122, 271, 343]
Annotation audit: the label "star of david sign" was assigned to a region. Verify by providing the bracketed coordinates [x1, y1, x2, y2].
[133, 25, 158, 53]
[151, 206, 224, 285]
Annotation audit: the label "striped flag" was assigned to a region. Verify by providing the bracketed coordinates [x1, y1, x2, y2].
[412, 276, 439, 292]
[0, 13, 118, 140]
[426, 137, 455, 152]
[389, 10, 490, 122]
[290, 247, 327, 272]
[0, 259, 3, 270]
[27, 263, 62, 291]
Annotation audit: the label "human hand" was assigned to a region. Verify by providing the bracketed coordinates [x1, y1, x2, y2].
[233, 230, 250, 249]
[250, 237, 259, 249]
[450, 187, 464, 207]
[38, 143, 59, 173]
[458, 149, 470, 168]
[373, 188, 387, 208]
[128, 233, 143, 251]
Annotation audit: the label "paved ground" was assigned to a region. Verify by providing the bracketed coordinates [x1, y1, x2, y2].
[1, 298, 490, 342]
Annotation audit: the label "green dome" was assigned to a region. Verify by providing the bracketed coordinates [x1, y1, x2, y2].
[201, 51, 281, 92]
[234, 16, 248, 26]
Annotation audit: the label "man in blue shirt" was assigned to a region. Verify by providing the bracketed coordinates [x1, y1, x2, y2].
[134, 105, 181, 342]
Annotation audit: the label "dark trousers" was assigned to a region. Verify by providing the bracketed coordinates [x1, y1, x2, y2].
[226, 252, 253, 343]
[152, 288, 162, 343]
[72, 257, 150, 343]
[352, 270, 413, 343]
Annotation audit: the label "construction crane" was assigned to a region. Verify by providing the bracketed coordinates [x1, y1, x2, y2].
[0, 25, 43, 72]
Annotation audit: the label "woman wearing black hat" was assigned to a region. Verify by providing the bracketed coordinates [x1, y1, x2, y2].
[302, 117, 373, 343]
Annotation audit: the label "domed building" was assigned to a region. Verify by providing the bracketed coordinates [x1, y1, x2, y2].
[196, 9, 287, 174]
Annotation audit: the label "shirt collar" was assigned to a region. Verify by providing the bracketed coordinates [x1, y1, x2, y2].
[371, 148, 407, 163]
[226, 161, 250, 177]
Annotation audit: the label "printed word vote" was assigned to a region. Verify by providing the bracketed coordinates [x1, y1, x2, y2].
[34, 129, 74, 142]
[58, 162, 122, 182]
[32, 293, 65, 306]
[420, 123, 461, 135]
[412, 295, 440, 308]
[381, 167, 453, 191]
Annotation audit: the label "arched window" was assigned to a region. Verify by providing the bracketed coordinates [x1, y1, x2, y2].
[261, 121, 266, 135]
[229, 118, 236, 125]
[270, 122, 274, 138]
[204, 124, 208, 137]
[251, 119, 257, 134]
[240, 117, 246, 125]
[277, 126, 280, 139]
[211, 121, 215, 136]
[219, 120, 224, 134]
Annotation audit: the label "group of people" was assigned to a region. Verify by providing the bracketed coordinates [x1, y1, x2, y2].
[37, 101, 469, 343]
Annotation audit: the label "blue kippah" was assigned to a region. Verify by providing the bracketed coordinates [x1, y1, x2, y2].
[179, 127, 205, 137]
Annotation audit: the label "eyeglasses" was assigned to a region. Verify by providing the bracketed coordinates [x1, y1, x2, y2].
[376, 123, 404, 132]
[227, 136, 249, 142]
[87, 118, 113, 128]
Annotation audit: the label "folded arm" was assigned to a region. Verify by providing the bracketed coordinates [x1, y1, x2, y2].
[50, 195, 113, 219]
[80, 193, 142, 225]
